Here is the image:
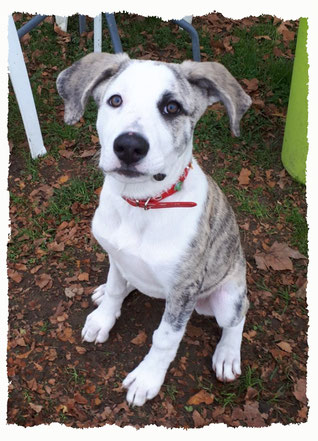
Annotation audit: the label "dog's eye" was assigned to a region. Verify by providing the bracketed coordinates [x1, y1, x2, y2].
[108, 95, 123, 107]
[163, 101, 180, 115]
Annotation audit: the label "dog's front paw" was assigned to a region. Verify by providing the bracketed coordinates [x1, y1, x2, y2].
[82, 307, 117, 344]
[212, 343, 241, 382]
[91, 284, 106, 306]
[122, 361, 165, 406]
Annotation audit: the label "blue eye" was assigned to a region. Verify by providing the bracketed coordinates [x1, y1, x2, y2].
[108, 95, 122, 107]
[164, 101, 180, 115]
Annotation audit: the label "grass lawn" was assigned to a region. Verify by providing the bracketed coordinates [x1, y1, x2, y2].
[7, 12, 308, 428]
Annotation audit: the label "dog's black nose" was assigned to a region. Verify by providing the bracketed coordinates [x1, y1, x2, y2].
[113, 132, 149, 165]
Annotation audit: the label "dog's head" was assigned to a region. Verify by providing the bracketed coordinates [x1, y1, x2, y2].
[57, 53, 251, 186]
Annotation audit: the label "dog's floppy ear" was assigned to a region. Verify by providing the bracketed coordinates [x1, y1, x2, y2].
[56, 52, 130, 125]
[180, 60, 252, 136]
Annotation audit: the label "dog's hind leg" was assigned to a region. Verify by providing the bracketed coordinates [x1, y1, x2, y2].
[209, 276, 249, 383]
[82, 255, 133, 343]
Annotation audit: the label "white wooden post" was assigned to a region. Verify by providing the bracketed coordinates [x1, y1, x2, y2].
[55, 16, 68, 32]
[94, 14, 102, 52]
[8, 15, 47, 159]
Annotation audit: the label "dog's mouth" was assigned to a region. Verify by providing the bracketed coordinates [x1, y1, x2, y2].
[113, 167, 146, 178]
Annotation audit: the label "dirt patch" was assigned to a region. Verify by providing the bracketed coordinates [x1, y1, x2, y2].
[7, 12, 307, 428]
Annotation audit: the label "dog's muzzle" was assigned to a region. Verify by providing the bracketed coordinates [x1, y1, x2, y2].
[113, 132, 149, 166]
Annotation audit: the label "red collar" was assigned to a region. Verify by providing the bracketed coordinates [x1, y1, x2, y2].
[122, 163, 197, 210]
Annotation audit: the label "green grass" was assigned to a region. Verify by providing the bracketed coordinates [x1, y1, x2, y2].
[65, 367, 86, 385]
[8, 13, 306, 256]
[7, 12, 308, 427]
[239, 366, 263, 394]
[286, 207, 308, 255]
[218, 21, 295, 106]
[230, 187, 270, 218]
[164, 383, 179, 402]
[47, 171, 103, 223]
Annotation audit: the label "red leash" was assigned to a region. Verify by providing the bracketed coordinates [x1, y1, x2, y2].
[122, 163, 197, 210]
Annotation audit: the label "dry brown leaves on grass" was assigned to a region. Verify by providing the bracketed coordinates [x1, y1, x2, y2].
[7, 12, 308, 429]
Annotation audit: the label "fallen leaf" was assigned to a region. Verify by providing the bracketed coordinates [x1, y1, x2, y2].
[74, 392, 88, 405]
[47, 348, 57, 361]
[273, 46, 284, 57]
[212, 406, 225, 419]
[243, 329, 257, 342]
[238, 168, 251, 185]
[276, 341, 292, 353]
[296, 281, 307, 299]
[223, 36, 233, 52]
[16, 337, 27, 347]
[47, 241, 65, 252]
[84, 383, 96, 394]
[277, 22, 295, 43]
[104, 366, 116, 381]
[59, 150, 74, 159]
[254, 241, 306, 271]
[96, 252, 106, 262]
[255, 35, 271, 40]
[30, 265, 42, 274]
[78, 272, 89, 281]
[243, 402, 266, 427]
[192, 409, 205, 427]
[15, 342, 35, 359]
[297, 406, 308, 420]
[269, 348, 289, 360]
[293, 378, 307, 404]
[57, 175, 70, 184]
[245, 387, 258, 401]
[8, 269, 22, 283]
[281, 273, 294, 286]
[131, 330, 147, 345]
[91, 135, 99, 144]
[75, 346, 87, 354]
[187, 389, 214, 405]
[80, 148, 97, 158]
[65, 287, 76, 299]
[27, 378, 38, 391]
[29, 402, 43, 413]
[57, 327, 74, 342]
[35, 273, 53, 289]
[253, 98, 265, 109]
[242, 78, 259, 92]
[54, 22, 71, 37]
[113, 401, 133, 415]
[15, 263, 27, 271]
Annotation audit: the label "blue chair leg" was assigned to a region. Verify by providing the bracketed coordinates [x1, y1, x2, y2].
[79, 15, 86, 34]
[17, 15, 47, 39]
[105, 13, 123, 53]
[172, 19, 201, 61]
[104, 13, 201, 61]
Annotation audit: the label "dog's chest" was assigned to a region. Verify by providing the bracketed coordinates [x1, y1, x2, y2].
[92, 201, 194, 298]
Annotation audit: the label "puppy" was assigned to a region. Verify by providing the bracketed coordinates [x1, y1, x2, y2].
[57, 52, 251, 406]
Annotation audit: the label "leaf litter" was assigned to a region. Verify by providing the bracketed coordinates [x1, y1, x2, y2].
[7, 12, 308, 429]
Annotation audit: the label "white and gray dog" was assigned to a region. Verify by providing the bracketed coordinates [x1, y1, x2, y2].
[57, 52, 251, 406]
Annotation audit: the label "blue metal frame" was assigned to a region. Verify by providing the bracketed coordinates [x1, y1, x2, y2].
[16, 14, 201, 61]
[17, 15, 47, 39]
[17, 14, 86, 39]
[172, 19, 201, 62]
[104, 14, 201, 61]
[105, 13, 123, 53]
[79, 15, 86, 34]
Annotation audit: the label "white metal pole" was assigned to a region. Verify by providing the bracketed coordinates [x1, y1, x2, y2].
[8, 15, 47, 159]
